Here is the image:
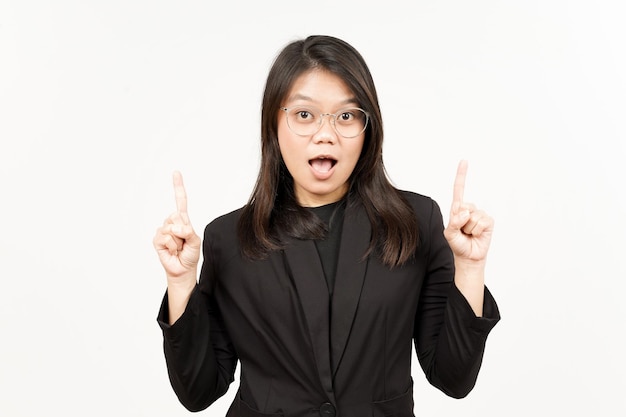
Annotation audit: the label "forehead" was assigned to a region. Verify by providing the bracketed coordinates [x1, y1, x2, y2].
[284, 69, 356, 106]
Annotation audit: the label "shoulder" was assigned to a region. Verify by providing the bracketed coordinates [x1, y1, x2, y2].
[396, 189, 447, 232]
[205, 206, 244, 233]
[202, 206, 245, 253]
[397, 191, 449, 260]
[398, 190, 439, 215]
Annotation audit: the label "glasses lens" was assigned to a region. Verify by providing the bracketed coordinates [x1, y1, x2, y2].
[334, 108, 368, 138]
[286, 108, 319, 136]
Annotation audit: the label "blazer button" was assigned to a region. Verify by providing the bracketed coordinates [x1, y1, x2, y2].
[319, 402, 336, 417]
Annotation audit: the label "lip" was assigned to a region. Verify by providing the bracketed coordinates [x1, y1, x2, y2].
[308, 155, 337, 180]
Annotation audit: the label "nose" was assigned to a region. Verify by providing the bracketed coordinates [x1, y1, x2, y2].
[312, 114, 338, 144]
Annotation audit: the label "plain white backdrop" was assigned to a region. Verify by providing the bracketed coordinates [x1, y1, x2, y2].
[1, 1, 625, 415]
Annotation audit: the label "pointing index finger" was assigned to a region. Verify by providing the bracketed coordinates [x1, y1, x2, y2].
[172, 171, 188, 214]
[453, 160, 468, 204]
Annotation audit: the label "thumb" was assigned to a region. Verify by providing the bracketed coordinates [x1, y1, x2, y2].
[445, 208, 470, 238]
[184, 229, 201, 250]
[171, 223, 201, 249]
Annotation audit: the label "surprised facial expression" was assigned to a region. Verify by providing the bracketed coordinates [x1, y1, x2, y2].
[277, 70, 365, 207]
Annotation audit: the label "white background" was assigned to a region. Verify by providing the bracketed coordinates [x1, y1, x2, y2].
[1, 1, 625, 415]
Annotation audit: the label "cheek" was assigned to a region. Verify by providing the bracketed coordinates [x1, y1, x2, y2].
[276, 123, 291, 158]
[347, 140, 365, 166]
[277, 128, 302, 171]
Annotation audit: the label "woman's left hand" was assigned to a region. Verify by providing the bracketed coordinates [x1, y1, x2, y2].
[444, 160, 494, 264]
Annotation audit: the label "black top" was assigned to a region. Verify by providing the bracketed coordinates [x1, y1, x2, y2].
[308, 200, 346, 297]
[157, 191, 501, 415]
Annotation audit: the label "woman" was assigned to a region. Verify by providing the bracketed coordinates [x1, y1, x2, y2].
[154, 35, 500, 417]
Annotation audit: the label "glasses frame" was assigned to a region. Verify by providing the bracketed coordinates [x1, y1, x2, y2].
[280, 106, 370, 138]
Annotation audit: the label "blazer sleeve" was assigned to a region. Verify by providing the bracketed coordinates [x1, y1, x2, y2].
[413, 198, 500, 398]
[156, 225, 238, 412]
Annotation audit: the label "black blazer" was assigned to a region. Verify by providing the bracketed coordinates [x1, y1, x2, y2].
[158, 191, 500, 417]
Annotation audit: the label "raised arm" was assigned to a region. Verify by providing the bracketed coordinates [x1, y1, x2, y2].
[153, 171, 201, 324]
[443, 160, 494, 316]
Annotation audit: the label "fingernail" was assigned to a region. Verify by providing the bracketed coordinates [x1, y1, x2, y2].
[172, 225, 182, 234]
[460, 210, 470, 219]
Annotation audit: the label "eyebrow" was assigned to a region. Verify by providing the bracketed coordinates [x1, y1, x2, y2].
[286, 93, 359, 106]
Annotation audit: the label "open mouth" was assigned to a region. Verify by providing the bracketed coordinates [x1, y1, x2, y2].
[309, 157, 337, 173]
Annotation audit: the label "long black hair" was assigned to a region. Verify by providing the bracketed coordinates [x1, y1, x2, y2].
[237, 35, 418, 267]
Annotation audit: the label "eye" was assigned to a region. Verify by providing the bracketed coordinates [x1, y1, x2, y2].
[298, 111, 312, 120]
[291, 108, 316, 122]
[339, 111, 355, 122]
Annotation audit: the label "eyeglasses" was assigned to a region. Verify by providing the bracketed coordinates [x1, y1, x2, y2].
[280, 106, 369, 138]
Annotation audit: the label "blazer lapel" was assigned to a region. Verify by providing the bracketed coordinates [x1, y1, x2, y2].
[282, 238, 336, 401]
[330, 203, 371, 376]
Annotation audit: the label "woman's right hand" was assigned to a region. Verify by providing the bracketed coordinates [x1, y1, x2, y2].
[153, 172, 201, 322]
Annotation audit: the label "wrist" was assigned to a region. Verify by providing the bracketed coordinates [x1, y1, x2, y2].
[167, 271, 197, 294]
[453, 259, 486, 317]
[453, 258, 485, 290]
[454, 257, 487, 272]
[166, 273, 197, 326]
